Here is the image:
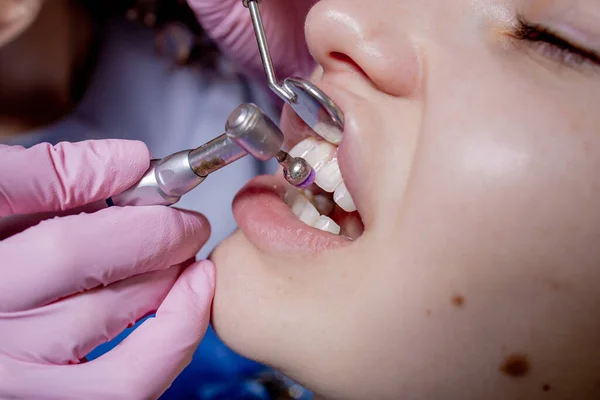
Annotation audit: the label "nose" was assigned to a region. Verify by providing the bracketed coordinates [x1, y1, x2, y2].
[305, 0, 421, 98]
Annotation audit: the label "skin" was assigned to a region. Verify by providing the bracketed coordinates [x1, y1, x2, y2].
[210, 0, 600, 399]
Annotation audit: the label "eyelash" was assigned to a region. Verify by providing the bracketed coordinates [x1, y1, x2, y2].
[511, 17, 600, 70]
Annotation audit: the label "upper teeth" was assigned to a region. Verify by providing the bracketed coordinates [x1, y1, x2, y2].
[333, 182, 355, 213]
[289, 137, 356, 212]
[285, 136, 357, 235]
[314, 122, 343, 145]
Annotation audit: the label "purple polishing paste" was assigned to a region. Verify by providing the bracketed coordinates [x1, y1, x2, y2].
[295, 169, 316, 189]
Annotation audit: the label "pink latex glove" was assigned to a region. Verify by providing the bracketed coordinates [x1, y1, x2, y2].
[0, 140, 215, 400]
[189, 0, 317, 82]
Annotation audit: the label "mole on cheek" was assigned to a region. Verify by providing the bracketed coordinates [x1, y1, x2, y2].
[500, 353, 530, 377]
[451, 294, 465, 308]
[542, 384, 551, 391]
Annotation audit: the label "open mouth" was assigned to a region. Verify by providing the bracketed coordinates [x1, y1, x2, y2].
[231, 103, 365, 254]
[284, 135, 362, 236]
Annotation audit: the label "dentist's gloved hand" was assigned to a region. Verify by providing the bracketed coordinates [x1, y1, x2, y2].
[189, 0, 317, 81]
[0, 140, 215, 400]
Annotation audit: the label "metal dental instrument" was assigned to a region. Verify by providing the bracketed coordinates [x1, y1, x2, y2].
[226, 105, 316, 189]
[108, 103, 315, 207]
[242, 0, 345, 143]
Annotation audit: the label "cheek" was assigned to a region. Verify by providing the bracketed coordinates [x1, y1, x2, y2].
[399, 77, 600, 280]
[370, 99, 423, 223]
[334, 89, 423, 231]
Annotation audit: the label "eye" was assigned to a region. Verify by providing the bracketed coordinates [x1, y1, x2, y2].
[511, 16, 600, 70]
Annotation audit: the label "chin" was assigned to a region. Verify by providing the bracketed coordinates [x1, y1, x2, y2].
[208, 229, 272, 362]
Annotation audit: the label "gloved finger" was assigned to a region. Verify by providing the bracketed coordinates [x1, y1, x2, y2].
[0, 263, 186, 365]
[189, 0, 317, 79]
[0, 202, 105, 241]
[3, 261, 215, 400]
[0, 206, 210, 312]
[0, 140, 150, 218]
[80, 260, 215, 399]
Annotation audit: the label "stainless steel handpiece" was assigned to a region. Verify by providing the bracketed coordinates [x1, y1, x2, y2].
[108, 103, 313, 207]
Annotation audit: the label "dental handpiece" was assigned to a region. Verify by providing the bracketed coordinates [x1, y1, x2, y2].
[108, 103, 315, 207]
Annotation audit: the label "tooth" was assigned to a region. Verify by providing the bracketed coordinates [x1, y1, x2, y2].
[289, 138, 336, 172]
[298, 188, 333, 215]
[289, 137, 344, 193]
[306, 141, 337, 172]
[283, 188, 300, 206]
[312, 194, 335, 216]
[315, 158, 343, 192]
[312, 215, 341, 235]
[314, 122, 343, 145]
[300, 189, 313, 201]
[290, 193, 320, 226]
[289, 137, 317, 159]
[333, 182, 357, 212]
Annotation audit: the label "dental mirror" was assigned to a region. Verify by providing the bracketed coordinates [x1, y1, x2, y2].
[242, 0, 345, 143]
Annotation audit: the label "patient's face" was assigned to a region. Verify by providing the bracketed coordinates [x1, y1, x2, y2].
[210, 0, 600, 398]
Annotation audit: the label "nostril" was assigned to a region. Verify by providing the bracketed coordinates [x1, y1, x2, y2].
[329, 51, 369, 79]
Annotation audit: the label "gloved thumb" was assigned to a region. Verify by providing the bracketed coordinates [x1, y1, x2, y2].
[74, 260, 216, 399]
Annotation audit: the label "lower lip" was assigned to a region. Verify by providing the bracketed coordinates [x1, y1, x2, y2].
[231, 174, 351, 255]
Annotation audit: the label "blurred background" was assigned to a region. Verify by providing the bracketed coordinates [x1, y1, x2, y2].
[0, 0, 311, 398]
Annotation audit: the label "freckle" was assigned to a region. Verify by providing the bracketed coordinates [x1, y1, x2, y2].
[569, 118, 581, 132]
[451, 294, 465, 308]
[425, 309, 432, 316]
[500, 354, 530, 377]
[542, 278, 563, 291]
[542, 384, 551, 392]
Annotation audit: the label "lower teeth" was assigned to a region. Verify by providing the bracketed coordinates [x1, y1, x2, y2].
[284, 136, 359, 236]
[313, 215, 341, 235]
[284, 189, 341, 235]
[301, 190, 335, 216]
